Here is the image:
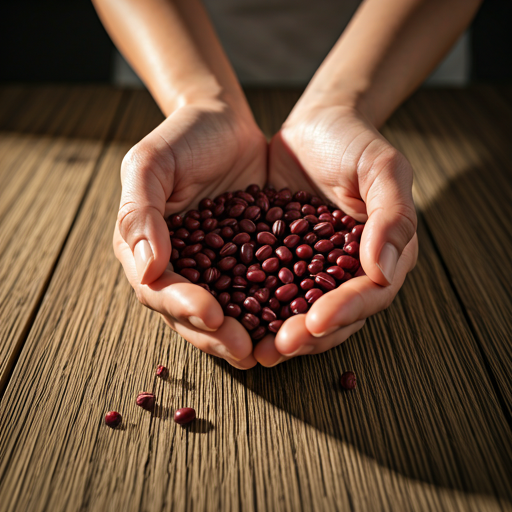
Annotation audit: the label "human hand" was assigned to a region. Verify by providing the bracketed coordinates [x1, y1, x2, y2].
[255, 104, 418, 366]
[113, 99, 267, 369]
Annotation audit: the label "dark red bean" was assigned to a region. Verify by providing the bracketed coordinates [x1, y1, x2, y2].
[229, 203, 246, 218]
[253, 288, 270, 303]
[174, 228, 190, 240]
[268, 298, 280, 312]
[182, 243, 203, 257]
[248, 284, 260, 296]
[268, 320, 284, 333]
[315, 272, 336, 291]
[294, 260, 307, 277]
[310, 196, 323, 207]
[301, 204, 316, 215]
[246, 184, 260, 196]
[218, 257, 237, 271]
[256, 222, 271, 233]
[214, 275, 232, 290]
[284, 234, 301, 248]
[171, 248, 180, 261]
[345, 231, 359, 244]
[275, 283, 298, 302]
[255, 192, 270, 212]
[251, 326, 267, 340]
[285, 201, 301, 211]
[314, 239, 334, 253]
[342, 272, 353, 282]
[186, 209, 201, 220]
[168, 214, 183, 228]
[330, 232, 345, 246]
[312, 253, 325, 262]
[244, 297, 262, 314]
[332, 210, 344, 222]
[300, 278, 315, 291]
[302, 232, 317, 245]
[199, 197, 214, 210]
[203, 267, 220, 284]
[195, 253, 211, 269]
[316, 205, 329, 214]
[240, 243, 254, 264]
[313, 222, 334, 238]
[265, 275, 279, 289]
[344, 241, 359, 256]
[171, 238, 186, 251]
[197, 283, 210, 292]
[202, 218, 218, 232]
[296, 244, 313, 260]
[105, 411, 122, 428]
[244, 205, 261, 221]
[218, 292, 231, 308]
[237, 191, 255, 203]
[200, 209, 213, 221]
[294, 191, 311, 204]
[184, 217, 201, 230]
[275, 246, 293, 264]
[308, 259, 323, 274]
[265, 206, 283, 222]
[189, 230, 205, 243]
[220, 226, 234, 239]
[327, 249, 345, 263]
[274, 188, 292, 205]
[248, 263, 261, 271]
[232, 276, 248, 289]
[220, 242, 237, 257]
[261, 307, 277, 322]
[336, 255, 359, 272]
[202, 248, 216, 261]
[246, 269, 266, 283]
[174, 407, 196, 425]
[242, 313, 260, 331]
[280, 304, 292, 320]
[262, 257, 279, 273]
[257, 231, 277, 246]
[278, 267, 294, 284]
[180, 268, 200, 283]
[284, 210, 301, 222]
[290, 297, 308, 314]
[305, 288, 323, 304]
[290, 218, 309, 235]
[318, 213, 334, 224]
[232, 232, 251, 245]
[232, 291, 246, 303]
[352, 224, 364, 238]
[230, 264, 245, 277]
[176, 257, 197, 269]
[303, 214, 319, 225]
[205, 232, 224, 249]
[272, 220, 286, 238]
[327, 266, 345, 280]
[213, 203, 225, 217]
[340, 371, 357, 390]
[341, 215, 356, 230]
[219, 218, 237, 228]
[239, 219, 256, 233]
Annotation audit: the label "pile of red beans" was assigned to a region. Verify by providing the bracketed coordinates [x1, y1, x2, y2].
[167, 184, 364, 342]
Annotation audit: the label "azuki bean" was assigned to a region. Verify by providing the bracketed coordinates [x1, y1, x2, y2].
[284, 210, 301, 222]
[232, 263, 247, 276]
[300, 278, 315, 291]
[308, 259, 323, 274]
[225, 303, 241, 318]
[283, 234, 301, 248]
[312, 253, 325, 262]
[326, 266, 345, 280]
[294, 190, 311, 204]
[200, 209, 213, 220]
[248, 284, 260, 295]
[275, 283, 298, 302]
[220, 242, 237, 257]
[341, 215, 356, 230]
[316, 205, 330, 214]
[293, 260, 307, 277]
[202, 218, 218, 231]
[199, 198, 214, 210]
[327, 249, 345, 263]
[251, 326, 267, 340]
[261, 307, 277, 322]
[268, 320, 284, 333]
[318, 213, 334, 224]
[290, 218, 309, 235]
[262, 257, 279, 273]
[275, 246, 293, 264]
[237, 191, 255, 203]
[240, 243, 254, 264]
[344, 231, 359, 244]
[285, 201, 301, 211]
[232, 276, 248, 289]
[246, 269, 266, 283]
[278, 267, 294, 284]
[296, 244, 313, 260]
[268, 298, 280, 312]
[256, 222, 271, 232]
[195, 253, 211, 269]
[218, 257, 237, 271]
[246, 184, 260, 196]
[290, 297, 308, 314]
[264, 275, 278, 289]
[242, 313, 260, 331]
[303, 214, 319, 225]
[174, 228, 190, 240]
[176, 258, 197, 269]
[248, 263, 261, 272]
[244, 205, 261, 221]
[253, 287, 270, 303]
[238, 219, 256, 233]
[344, 241, 359, 256]
[168, 214, 183, 228]
[336, 255, 359, 272]
[257, 232, 277, 246]
[244, 297, 262, 314]
[202, 248, 216, 261]
[330, 233, 345, 246]
[302, 232, 317, 245]
[255, 192, 270, 212]
[315, 272, 336, 291]
[305, 288, 323, 304]
[218, 292, 231, 308]
[182, 243, 203, 258]
[214, 275, 232, 290]
[313, 222, 334, 238]
[232, 291, 246, 303]
[232, 232, 251, 245]
[180, 268, 200, 283]
[265, 206, 283, 223]
[280, 304, 292, 320]
[314, 239, 334, 253]
[171, 249, 180, 261]
[205, 232, 224, 249]
[352, 224, 364, 238]
[189, 230, 205, 244]
[220, 226, 234, 239]
[184, 217, 201, 231]
[272, 220, 286, 237]
[301, 204, 316, 215]
[220, 218, 237, 228]
[229, 203, 246, 218]
[203, 267, 220, 283]
[171, 237, 186, 250]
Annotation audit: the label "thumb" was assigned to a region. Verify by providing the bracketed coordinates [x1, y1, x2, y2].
[117, 140, 174, 285]
[359, 148, 417, 286]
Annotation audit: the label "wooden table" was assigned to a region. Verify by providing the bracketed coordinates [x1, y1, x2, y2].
[0, 85, 511, 512]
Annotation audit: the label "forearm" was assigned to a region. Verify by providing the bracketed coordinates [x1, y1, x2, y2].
[93, 0, 248, 117]
[299, 0, 482, 127]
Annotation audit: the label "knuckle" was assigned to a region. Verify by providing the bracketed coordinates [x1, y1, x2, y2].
[394, 202, 418, 242]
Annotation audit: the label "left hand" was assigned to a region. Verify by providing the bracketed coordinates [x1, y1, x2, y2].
[254, 103, 419, 367]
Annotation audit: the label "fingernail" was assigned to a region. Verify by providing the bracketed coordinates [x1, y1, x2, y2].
[189, 316, 217, 332]
[134, 240, 153, 283]
[213, 343, 243, 361]
[377, 243, 399, 284]
[311, 325, 339, 338]
[267, 356, 286, 367]
[281, 344, 314, 357]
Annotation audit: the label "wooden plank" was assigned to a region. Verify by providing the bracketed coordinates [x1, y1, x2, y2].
[0, 86, 124, 391]
[382, 88, 512, 416]
[0, 89, 511, 512]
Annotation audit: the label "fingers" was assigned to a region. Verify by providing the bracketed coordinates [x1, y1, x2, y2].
[358, 145, 417, 286]
[118, 134, 176, 285]
[305, 234, 418, 336]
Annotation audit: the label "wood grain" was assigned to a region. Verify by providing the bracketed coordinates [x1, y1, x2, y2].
[0, 86, 124, 391]
[0, 88, 511, 512]
[382, 88, 512, 416]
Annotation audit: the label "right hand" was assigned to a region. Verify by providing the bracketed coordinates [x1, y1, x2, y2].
[113, 99, 267, 369]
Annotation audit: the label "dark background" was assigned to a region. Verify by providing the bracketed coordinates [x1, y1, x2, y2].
[0, 0, 511, 83]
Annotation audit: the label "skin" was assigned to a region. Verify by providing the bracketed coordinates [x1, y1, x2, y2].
[93, 0, 482, 369]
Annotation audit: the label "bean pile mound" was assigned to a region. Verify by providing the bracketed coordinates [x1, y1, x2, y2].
[167, 185, 365, 342]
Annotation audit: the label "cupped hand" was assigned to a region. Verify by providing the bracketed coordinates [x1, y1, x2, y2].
[114, 99, 267, 369]
[255, 103, 418, 367]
